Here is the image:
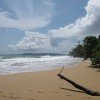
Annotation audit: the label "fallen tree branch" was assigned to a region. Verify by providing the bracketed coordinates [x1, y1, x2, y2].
[58, 73, 100, 96]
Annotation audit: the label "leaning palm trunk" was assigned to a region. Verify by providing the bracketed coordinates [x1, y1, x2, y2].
[58, 73, 100, 96]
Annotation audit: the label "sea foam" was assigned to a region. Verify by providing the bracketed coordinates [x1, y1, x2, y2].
[0, 55, 83, 75]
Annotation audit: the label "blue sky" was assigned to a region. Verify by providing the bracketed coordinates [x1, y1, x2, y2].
[0, 0, 100, 54]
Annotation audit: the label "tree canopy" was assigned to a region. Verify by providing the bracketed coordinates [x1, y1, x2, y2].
[69, 35, 100, 68]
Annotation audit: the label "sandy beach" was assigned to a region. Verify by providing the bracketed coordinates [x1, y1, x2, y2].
[0, 60, 100, 100]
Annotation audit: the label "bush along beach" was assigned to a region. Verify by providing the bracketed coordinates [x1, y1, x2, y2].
[69, 35, 100, 68]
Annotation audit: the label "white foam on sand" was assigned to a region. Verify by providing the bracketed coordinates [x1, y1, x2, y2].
[0, 56, 83, 75]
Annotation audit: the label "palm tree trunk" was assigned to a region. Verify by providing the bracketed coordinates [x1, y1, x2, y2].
[58, 73, 100, 96]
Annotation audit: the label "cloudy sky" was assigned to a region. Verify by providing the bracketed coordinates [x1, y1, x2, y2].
[0, 0, 100, 54]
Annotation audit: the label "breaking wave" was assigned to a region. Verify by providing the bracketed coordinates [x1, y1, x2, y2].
[0, 55, 83, 75]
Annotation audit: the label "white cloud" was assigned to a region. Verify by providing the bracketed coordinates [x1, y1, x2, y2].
[9, 31, 78, 53]
[9, 0, 100, 53]
[0, 0, 54, 31]
[9, 31, 52, 53]
[49, 0, 100, 38]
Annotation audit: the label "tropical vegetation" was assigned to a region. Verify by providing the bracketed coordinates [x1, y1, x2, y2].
[69, 35, 100, 68]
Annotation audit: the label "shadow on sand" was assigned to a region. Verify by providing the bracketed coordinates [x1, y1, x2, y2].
[60, 87, 85, 94]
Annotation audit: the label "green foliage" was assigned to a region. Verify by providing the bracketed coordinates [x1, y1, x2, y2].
[69, 44, 84, 57]
[83, 36, 98, 59]
[91, 36, 100, 67]
[69, 35, 100, 68]
[91, 51, 100, 67]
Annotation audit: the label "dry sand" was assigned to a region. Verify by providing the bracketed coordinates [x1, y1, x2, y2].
[0, 60, 100, 100]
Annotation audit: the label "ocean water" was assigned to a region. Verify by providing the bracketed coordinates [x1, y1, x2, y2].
[0, 54, 83, 75]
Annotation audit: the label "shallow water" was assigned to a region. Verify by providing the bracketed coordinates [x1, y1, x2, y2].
[0, 54, 83, 75]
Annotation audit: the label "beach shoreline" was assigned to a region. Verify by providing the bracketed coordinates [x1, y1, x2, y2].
[0, 55, 83, 75]
[0, 60, 83, 76]
[0, 60, 100, 100]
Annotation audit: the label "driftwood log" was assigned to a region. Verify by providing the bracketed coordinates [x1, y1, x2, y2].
[58, 73, 100, 96]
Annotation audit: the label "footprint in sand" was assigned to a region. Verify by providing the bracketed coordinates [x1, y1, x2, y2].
[66, 94, 71, 96]
[87, 97, 91, 99]
[52, 92, 58, 94]
[84, 97, 91, 99]
[29, 90, 33, 91]
[9, 96, 21, 99]
[27, 98, 34, 100]
[1, 95, 7, 98]
[9, 93, 20, 99]
[38, 91, 43, 93]
[15, 96, 21, 99]
[9, 96, 14, 99]
[14, 97, 21, 99]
